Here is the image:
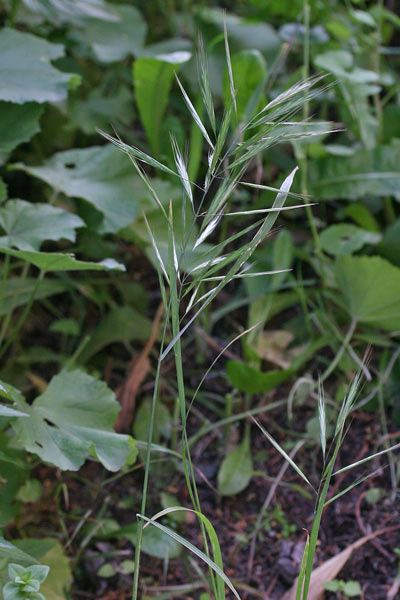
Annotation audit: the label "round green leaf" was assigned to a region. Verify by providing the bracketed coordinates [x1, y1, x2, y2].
[16, 479, 42, 503]
[343, 580, 362, 596]
[0, 28, 77, 104]
[97, 563, 115, 578]
[0, 200, 84, 251]
[335, 256, 400, 331]
[320, 224, 381, 256]
[217, 434, 253, 496]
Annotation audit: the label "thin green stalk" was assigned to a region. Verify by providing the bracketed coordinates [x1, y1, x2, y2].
[0, 268, 44, 361]
[170, 271, 219, 598]
[300, 432, 343, 599]
[377, 385, 397, 494]
[131, 299, 169, 600]
[301, 1, 325, 276]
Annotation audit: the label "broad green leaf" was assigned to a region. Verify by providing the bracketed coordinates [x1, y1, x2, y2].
[22, 0, 119, 25]
[335, 256, 400, 331]
[320, 224, 381, 256]
[314, 49, 378, 84]
[223, 50, 267, 123]
[351, 9, 376, 27]
[97, 563, 115, 578]
[0, 381, 24, 403]
[68, 86, 134, 135]
[217, 433, 253, 496]
[309, 145, 400, 201]
[197, 8, 279, 53]
[12, 370, 131, 471]
[120, 560, 135, 574]
[314, 49, 353, 73]
[12, 539, 72, 600]
[133, 53, 191, 156]
[378, 218, 400, 267]
[343, 581, 362, 596]
[0, 438, 29, 528]
[324, 581, 340, 592]
[16, 479, 42, 503]
[70, 4, 147, 63]
[0, 200, 84, 251]
[160, 493, 185, 523]
[343, 203, 380, 232]
[119, 522, 181, 559]
[15, 145, 176, 233]
[0, 103, 44, 159]
[0, 28, 77, 104]
[0, 248, 125, 272]
[226, 360, 291, 394]
[0, 538, 36, 564]
[0, 278, 68, 317]
[49, 318, 80, 337]
[78, 306, 152, 363]
[133, 400, 172, 442]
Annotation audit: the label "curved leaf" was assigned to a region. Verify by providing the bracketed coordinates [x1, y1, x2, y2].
[0, 28, 77, 104]
[310, 145, 400, 201]
[12, 370, 131, 471]
[0, 200, 84, 251]
[217, 433, 253, 496]
[335, 255, 400, 330]
[15, 145, 177, 233]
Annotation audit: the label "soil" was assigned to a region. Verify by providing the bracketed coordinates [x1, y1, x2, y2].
[13, 392, 399, 600]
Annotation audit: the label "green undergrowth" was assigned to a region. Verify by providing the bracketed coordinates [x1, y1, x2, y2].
[0, 1, 399, 599]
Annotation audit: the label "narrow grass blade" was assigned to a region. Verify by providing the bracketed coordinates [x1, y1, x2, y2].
[124, 151, 168, 220]
[251, 417, 313, 489]
[318, 379, 326, 460]
[259, 75, 326, 114]
[143, 214, 169, 283]
[98, 129, 176, 177]
[161, 167, 299, 359]
[324, 469, 383, 507]
[335, 371, 362, 437]
[239, 180, 309, 200]
[209, 101, 233, 174]
[176, 76, 214, 149]
[193, 208, 225, 250]
[190, 257, 226, 273]
[296, 534, 309, 600]
[223, 15, 237, 121]
[170, 134, 194, 212]
[185, 284, 200, 315]
[201, 269, 291, 282]
[332, 442, 400, 477]
[224, 204, 314, 216]
[198, 34, 216, 135]
[135, 441, 181, 458]
[138, 514, 241, 600]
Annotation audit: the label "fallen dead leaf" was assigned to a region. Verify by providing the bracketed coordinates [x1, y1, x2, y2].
[114, 302, 163, 433]
[257, 330, 294, 368]
[281, 526, 400, 600]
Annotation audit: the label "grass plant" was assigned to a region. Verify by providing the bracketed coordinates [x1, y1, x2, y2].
[101, 32, 375, 600]
[1, 2, 400, 598]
